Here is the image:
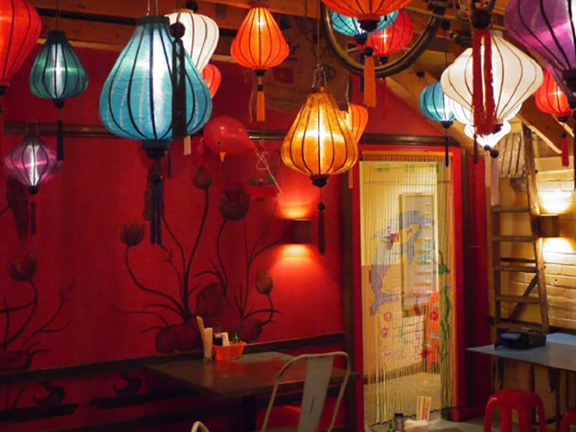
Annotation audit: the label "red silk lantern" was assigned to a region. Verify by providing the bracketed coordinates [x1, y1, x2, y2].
[366, 11, 414, 60]
[321, 0, 413, 32]
[231, 3, 289, 123]
[361, 11, 413, 108]
[0, 0, 41, 91]
[201, 64, 222, 98]
[536, 69, 573, 167]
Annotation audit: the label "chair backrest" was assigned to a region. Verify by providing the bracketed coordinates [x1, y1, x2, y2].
[260, 351, 351, 432]
[191, 421, 209, 432]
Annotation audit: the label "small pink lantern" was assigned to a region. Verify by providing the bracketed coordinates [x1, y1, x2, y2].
[4, 128, 60, 235]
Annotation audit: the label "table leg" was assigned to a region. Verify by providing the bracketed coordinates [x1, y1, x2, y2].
[243, 395, 257, 432]
[555, 370, 561, 432]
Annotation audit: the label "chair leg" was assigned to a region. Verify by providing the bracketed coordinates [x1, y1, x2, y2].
[500, 408, 513, 432]
[484, 398, 496, 432]
[518, 409, 532, 432]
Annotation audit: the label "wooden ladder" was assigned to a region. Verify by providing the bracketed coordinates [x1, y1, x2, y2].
[490, 126, 549, 334]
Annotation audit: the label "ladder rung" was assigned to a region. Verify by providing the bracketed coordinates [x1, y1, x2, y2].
[494, 266, 538, 273]
[492, 206, 530, 213]
[496, 295, 541, 304]
[493, 236, 534, 242]
[496, 321, 544, 331]
[500, 257, 537, 264]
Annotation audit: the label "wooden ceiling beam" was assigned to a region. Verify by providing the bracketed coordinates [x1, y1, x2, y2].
[517, 97, 564, 156]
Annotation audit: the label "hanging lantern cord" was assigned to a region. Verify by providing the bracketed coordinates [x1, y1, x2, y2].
[442, 121, 451, 167]
[28, 187, 39, 236]
[150, 159, 164, 245]
[55, 101, 64, 161]
[473, 131, 478, 164]
[170, 21, 187, 141]
[312, 65, 327, 90]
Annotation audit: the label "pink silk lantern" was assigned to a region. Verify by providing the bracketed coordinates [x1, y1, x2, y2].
[4, 131, 60, 235]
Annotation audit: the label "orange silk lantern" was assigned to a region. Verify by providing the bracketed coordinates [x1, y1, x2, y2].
[345, 103, 369, 144]
[321, 0, 413, 32]
[231, 3, 289, 123]
[201, 64, 222, 98]
[536, 69, 573, 167]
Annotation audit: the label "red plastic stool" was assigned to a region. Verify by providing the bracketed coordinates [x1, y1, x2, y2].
[484, 389, 546, 432]
[561, 407, 576, 432]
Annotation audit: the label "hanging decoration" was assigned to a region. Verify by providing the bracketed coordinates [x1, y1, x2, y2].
[320, 0, 413, 32]
[360, 10, 413, 108]
[441, 31, 542, 161]
[345, 103, 369, 144]
[100, 15, 212, 245]
[535, 69, 573, 167]
[0, 0, 42, 163]
[231, 2, 290, 123]
[281, 66, 358, 255]
[201, 64, 222, 98]
[4, 126, 60, 236]
[330, 9, 398, 45]
[419, 82, 455, 166]
[167, 5, 219, 73]
[203, 116, 256, 161]
[30, 30, 89, 161]
[464, 122, 511, 153]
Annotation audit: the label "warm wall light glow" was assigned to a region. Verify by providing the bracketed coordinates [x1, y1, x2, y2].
[543, 238, 574, 256]
[281, 245, 313, 259]
[538, 190, 573, 214]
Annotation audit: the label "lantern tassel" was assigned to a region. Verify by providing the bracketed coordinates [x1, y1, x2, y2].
[491, 154, 500, 206]
[474, 132, 479, 164]
[363, 50, 376, 108]
[57, 109, 64, 161]
[562, 132, 569, 167]
[171, 28, 187, 140]
[472, 27, 495, 137]
[0, 102, 4, 174]
[318, 201, 326, 255]
[257, 75, 266, 123]
[150, 160, 164, 245]
[184, 136, 192, 156]
[30, 200, 37, 237]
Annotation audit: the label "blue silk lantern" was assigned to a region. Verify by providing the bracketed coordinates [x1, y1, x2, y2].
[330, 10, 398, 45]
[100, 15, 212, 245]
[419, 82, 455, 166]
[30, 30, 89, 161]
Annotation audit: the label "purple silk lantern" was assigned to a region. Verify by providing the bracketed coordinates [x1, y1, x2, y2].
[4, 130, 60, 235]
[505, 1, 576, 97]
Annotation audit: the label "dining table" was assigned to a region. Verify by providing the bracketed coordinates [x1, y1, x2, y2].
[146, 351, 353, 431]
[469, 333, 576, 431]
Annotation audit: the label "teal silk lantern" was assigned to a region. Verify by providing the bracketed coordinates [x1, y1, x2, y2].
[419, 82, 455, 166]
[330, 9, 398, 45]
[100, 16, 212, 245]
[30, 30, 89, 161]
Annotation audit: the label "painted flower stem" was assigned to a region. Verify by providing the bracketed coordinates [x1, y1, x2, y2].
[4, 280, 38, 350]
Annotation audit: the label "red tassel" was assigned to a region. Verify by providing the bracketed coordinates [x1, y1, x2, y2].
[0, 103, 4, 175]
[562, 132, 569, 167]
[472, 28, 495, 137]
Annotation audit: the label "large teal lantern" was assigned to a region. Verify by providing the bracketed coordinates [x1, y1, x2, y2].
[100, 15, 212, 245]
[30, 30, 89, 161]
[419, 82, 455, 166]
[330, 10, 398, 45]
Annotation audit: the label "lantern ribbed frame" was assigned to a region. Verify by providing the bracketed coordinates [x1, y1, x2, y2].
[0, 0, 41, 90]
[419, 82, 455, 126]
[99, 15, 212, 150]
[282, 87, 358, 183]
[441, 33, 542, 129]
[321, 0, 413, 27]
[536, 69, 572, 120]
[231, 5, 289, 72]
[365, 10, 414, 58]
[201, 64, 221, 98]
[4, 135, 59, 191]
[30, 30, 89, 107]
[345, 103, 369, 144]
[167, 9, 219, 73]
[330, 9, 398, 43]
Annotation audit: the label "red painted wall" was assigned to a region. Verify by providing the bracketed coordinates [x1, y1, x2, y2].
[0, 45, 449, 431]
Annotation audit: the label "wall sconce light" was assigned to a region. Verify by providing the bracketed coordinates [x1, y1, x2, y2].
[539, 214, 560, 238]
[286, 219, 313, 244]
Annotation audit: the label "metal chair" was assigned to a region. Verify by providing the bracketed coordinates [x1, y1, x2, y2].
[191, 421, 209, 432]
[260, 351, 351, 432]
